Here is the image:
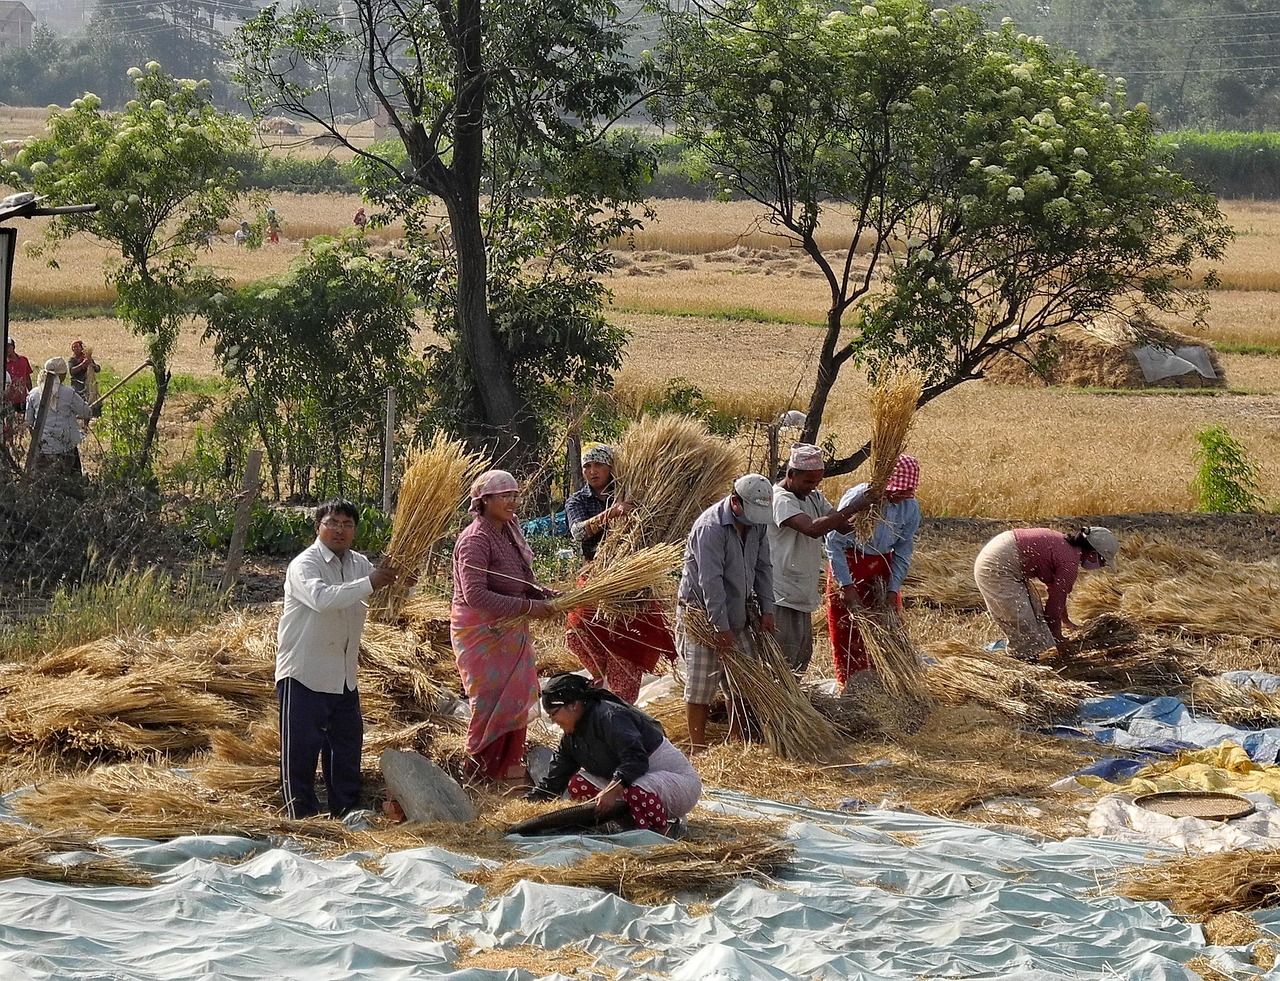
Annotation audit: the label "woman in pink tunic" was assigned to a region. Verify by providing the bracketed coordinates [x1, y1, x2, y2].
[973, 526, 1120, 658]
[451, 469, 558, 791]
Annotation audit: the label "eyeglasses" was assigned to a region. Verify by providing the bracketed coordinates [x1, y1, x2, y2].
[490, 491, 520, 501]
[547, 704, 566, 719]
[320, 519, 356, 530]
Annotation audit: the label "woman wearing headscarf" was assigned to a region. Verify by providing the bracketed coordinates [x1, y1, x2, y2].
[824, 454, 922, 689]
[564, 443, 676, 703]
[451, 469, 558, 790]
[974, 526, 1120, 659]
[527, 673, 701, 834]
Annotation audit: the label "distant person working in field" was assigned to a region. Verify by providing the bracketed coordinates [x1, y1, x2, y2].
[768, 443, 878, 673]
[675, 473, 776, 753]
[234, 220, 251, 246]
[824, 454, 922, 689]
[564, 443, 676, 703]
[276, 500, 400, 819]
[24, 357, 91, 473]
[352, 207, 367, 232]
[4, 337, 32, 444]
[973, 526, 1120, 660]
[67, 339, 100, 419]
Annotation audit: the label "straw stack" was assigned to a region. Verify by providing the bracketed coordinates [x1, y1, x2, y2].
[923, 639, 1098, 722]
[853, 368, 923, 540]
[373, 435, 490, 620]
[682, 610, 843, 761]
[595, 414, 741, 564]
[1116, 850, 1280, 918]
[1191, 677, 1280, 728]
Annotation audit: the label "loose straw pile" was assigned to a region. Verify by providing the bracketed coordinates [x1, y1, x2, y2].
[922, 639, 1098, 722]
[683, 609, 843, 761]
[543, 542, 684, 619]
[595, 414, 740, 564]
[1191, 676, 1280, 728]
[1115, 850, 1280, 918]
[854, 368, 923, 539]
[373, 435, 490, 620]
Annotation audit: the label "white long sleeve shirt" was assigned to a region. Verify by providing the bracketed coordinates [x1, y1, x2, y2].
[275, 539, 374, 693]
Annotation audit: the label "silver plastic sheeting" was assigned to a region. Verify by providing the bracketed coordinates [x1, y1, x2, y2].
[0, 792, 1265, 980]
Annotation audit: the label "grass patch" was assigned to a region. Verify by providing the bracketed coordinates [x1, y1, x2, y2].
[613, 302, 822, 327]
[4, 563, 228, 660]
[1215, 342, 1280, 356]
[11, 302, 118, 320]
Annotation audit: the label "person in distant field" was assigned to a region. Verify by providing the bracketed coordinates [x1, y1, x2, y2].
[527, 673, 701, 835]
[564, 443, 675, 703]
[675, 473, 776, 753]
[824, 454, 922, 689]
[973, 526, 1120, 659]
[768, 443, 878, 673]
[353, 207, 367, 232]
[67, 339, 101, 419]
[4, 337, 32, 444]
[266, 208, 280, 245]
[234, 220, 250, 246]
[24, 357, 91, 473]
[276, 500, 400, 819]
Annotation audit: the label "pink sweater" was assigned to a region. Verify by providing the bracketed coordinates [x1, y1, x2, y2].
[451, 518, 543, 618]
[1013, 528, 1082, 640]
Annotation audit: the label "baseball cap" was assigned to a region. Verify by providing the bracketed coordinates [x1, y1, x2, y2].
[1083, 526, 1120, 571]
[732, 473, 774, 525]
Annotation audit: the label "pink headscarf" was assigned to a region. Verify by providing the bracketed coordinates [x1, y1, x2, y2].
[788, 443, 824, 471]
[468, 469, 534, 566]
[884, 454, 921, 493]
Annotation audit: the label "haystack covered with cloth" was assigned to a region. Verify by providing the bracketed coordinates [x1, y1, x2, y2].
[984, 322, 1225, 390]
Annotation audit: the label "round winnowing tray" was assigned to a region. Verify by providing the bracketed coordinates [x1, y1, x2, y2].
[1133, 791, 1256, 822]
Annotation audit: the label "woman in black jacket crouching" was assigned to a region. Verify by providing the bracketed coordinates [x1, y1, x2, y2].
[527, 673, 701, 833]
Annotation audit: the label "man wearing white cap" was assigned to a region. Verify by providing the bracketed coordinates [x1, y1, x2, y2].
[24, 356, 91, 473]
[768, 443, 878, 673]
[675, 473, 776, 752]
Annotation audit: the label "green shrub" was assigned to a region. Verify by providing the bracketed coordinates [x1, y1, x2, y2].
[1160, 132, 1280, 200]
[1191, 424, 1265, 513]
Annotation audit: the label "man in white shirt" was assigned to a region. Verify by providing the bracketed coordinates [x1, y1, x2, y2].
[768, 444, 877, 672]
[277, 500, 398, 819]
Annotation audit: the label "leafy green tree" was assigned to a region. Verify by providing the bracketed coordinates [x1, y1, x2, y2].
[1191, 424, 1265, 513]
[232, 0, 653, 462]
[12, 64, 259, 469]
[662, 0, 1231, 473]
[202, 236, 424, 501]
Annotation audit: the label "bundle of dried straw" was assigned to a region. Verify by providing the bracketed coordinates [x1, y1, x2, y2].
[1116, 849, 1280, 918]
[1191, 676, 1280, 728]
[373, 435, 490, 620]
[595, 414, 740, 564]
[543, 542, 684, 619]
[0, 830, 152, 888]
[922, 639, 1098, 722]
[853, 369, 923, 540]
[682, 610, 843, 761]
[841, 602, 930, 703]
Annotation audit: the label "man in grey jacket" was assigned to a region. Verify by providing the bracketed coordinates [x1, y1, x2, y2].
[675, 474, 775, 752]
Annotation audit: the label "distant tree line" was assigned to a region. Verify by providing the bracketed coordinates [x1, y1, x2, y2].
[984, 0, 1280, 130]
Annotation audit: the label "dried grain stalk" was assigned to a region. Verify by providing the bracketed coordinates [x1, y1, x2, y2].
[1191, 676, 1280, 728]
[373, 435, 490, 620]
[1115, 850, 1280, 918]
[543, 542, 683, 619]
[854, 368, 923, 539]
[595, 415, 740, 564]
[840, 602, 930, 702]
[682, 609, 844, 761]
[922, 639, 1098, 722]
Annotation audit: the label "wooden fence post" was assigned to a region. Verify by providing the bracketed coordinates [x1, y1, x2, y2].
[220, 447, 264, 594]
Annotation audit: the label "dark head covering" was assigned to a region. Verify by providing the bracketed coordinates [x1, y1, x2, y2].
[541, 672, 623, 712]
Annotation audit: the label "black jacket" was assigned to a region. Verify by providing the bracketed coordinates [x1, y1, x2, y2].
[533, 700, 665, 798]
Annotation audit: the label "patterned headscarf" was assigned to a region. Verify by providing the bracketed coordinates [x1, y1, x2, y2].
[468, 469, 533, 566]
[581, 443, 614, 467]
[788, 443, 824, 471]
[884, 454, 921, 493]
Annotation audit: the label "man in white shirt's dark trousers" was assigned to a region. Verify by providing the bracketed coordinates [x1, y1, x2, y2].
[276, 500, 398, 819]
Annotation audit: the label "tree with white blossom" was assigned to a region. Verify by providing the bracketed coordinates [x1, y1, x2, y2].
[13, 63, 258, 468]
[662, 0, 1231, 472]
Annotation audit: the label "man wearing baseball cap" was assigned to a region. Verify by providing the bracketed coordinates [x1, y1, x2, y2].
[675, 473, 776, 752]
[825, 454, 923, 690]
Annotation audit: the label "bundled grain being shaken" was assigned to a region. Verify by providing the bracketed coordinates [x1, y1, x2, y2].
[983, 322, 1226, 390]
[14, 762, 345, 843]
[541, 542, 684, 620]
[922, 639, 1098, 723]
[462, 831, 792, 905]
[853, 367, 923, 541]
[594, 414, 741, 564]
[372, 435, 490, 621]
[683, 610, 843, 761]
[1115, 850, 1280, 918]
[1047, 613, 1191, 693]
[841, 601, 931, 705]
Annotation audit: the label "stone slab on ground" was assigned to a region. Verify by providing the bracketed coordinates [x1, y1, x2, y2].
[380, 749, 476, 823]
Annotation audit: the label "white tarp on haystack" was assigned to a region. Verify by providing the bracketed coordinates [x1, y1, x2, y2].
[1131, 344, 1217, 383]
[0, 791, 1267, 980]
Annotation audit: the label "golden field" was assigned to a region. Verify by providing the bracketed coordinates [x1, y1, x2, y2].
[7, 191, 1280, 519]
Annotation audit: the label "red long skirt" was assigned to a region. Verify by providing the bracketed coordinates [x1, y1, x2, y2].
[826, 551, 901, 687]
